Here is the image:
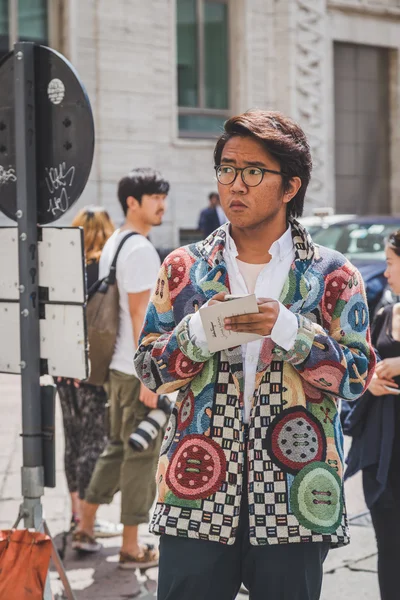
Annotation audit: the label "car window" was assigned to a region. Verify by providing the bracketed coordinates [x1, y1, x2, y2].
[312, 222, 400, 262]
[304, 225, 321, 236]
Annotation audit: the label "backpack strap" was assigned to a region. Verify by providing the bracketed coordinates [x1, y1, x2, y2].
[107, 232, 139, 284]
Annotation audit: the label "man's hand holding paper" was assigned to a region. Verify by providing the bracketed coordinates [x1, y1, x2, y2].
[199, 293, 280, 352]
[209, 292, 280, 336]
[224, 297, 280, 336]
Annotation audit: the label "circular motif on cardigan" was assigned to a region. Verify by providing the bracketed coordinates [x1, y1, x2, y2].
[302, 380, 324, 404]
[153, 269, 170, 313]
[322, 271, 348, 323]
[166, 434, 226, 499]
[160, 408, 178, 456]
[169, 349, 204, 379]
[340, 293, 368, 333]
[303, 360, 346, 393]
[266, 407, 326, 475]
[290, 462, 343, 534]
[178, 392, 195, 431]
[301, 270, 324, 313]
[168, 253, 193, 300]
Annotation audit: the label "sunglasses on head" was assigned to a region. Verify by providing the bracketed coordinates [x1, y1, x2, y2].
[84, 208, 110, 220]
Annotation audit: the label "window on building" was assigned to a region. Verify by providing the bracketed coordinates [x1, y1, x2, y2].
[19, 0, 48, 43]
[334, 43, 390, 215]
[0, 1, 8, 58]
[177, 0, 230, 138]
[0, 0, 48, 61]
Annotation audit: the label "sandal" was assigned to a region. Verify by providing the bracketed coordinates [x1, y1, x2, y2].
[119, 543, 159, 569]
[72, 530, 102, 553]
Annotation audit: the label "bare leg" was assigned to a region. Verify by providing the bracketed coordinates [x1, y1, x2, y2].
[121, 525, 139, 555]
[119, 525, 159, 568]
[70, 491, 81, 521]
[78, 500, 99, 537]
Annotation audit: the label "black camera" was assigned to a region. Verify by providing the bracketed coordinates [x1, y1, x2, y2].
[128, 395, 172, 452]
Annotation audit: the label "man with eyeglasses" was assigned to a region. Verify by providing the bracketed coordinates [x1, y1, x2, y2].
[134, 110, 376, 599]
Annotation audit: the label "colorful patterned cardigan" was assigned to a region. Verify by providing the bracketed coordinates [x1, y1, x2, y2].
[134, 219, 376, 547]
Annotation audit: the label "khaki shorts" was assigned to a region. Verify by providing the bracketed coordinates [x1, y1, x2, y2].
[85, 370, 162, 526]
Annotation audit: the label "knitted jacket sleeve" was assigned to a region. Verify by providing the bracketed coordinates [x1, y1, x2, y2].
[271, 264, 376, 402]
[134, 253, 214, 393]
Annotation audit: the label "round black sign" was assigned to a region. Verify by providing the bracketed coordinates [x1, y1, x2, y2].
[0, 45, 95, 224]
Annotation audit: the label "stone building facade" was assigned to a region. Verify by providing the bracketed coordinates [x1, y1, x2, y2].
[1, 0, 400, 249]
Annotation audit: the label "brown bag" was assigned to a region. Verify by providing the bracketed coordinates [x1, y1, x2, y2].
[0, 529, 52, 600]
[86, 232, 138, 386]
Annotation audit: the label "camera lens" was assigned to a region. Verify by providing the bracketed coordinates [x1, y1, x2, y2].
[129, 395, 173, 452]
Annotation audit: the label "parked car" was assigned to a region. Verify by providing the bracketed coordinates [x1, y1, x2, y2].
[307, 215, 400, 317]
[299, 210, 357, 236]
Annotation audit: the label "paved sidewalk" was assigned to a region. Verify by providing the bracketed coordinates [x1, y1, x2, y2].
[0, 374, 380, 599]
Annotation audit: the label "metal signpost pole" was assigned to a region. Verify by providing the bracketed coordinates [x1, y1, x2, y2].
[0, 40, 94, 599]
[14, 42, 45, 531]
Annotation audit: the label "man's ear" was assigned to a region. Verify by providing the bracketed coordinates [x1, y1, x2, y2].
[283, 177, 302, 204]
[126, 195, 139, 211]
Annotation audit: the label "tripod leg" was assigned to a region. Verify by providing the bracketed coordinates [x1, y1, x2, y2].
[43, 575, 53, 600]
[43, 521, 77, 600]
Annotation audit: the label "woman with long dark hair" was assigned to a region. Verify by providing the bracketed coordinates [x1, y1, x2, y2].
[346, 230, 400, 600]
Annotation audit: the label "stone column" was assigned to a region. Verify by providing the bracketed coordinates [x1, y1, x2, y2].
[292, 0, 331, 210]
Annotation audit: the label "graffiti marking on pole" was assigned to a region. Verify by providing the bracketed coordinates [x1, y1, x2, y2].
[45, 162, 75, 216]
[0, 166, 17, 185]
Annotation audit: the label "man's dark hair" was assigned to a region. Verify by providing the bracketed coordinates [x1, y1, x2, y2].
[387, 230, 400, 257]
[208, 192, 219, 201]
[214, 110, 312, 218]
[117, 168, 170, 215]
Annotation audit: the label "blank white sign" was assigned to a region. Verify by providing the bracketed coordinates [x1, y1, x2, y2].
[0, 302, 88, 379]
[0, 226, 86, 303]
[41, 304, 87, 379]
[39, 227, 86, 303]
[0, 229, 18, 300]
[0, 302, 20, 372]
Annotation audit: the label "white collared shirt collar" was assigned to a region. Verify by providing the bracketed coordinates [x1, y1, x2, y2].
[222, 222, 293, 262]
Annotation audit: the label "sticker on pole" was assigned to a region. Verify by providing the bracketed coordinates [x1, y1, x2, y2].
[47, 78, 65, 104]
[0, 45, 95, 225]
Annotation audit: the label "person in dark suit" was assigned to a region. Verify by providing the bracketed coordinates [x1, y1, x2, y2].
[198, 192, 227, 237]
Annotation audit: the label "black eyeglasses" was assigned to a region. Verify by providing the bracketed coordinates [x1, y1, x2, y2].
[215, 164, 286, 187]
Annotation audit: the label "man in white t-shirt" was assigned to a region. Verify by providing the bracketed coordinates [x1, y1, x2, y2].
[73, 168, 169, 569]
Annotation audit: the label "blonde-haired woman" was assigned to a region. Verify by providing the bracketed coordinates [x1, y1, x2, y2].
[73, 206, 115, 287]
[57, 206, 120, 540]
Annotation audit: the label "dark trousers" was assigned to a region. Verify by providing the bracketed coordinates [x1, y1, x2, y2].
[158, 491, 329, 600]
[368, 468, 400, 600]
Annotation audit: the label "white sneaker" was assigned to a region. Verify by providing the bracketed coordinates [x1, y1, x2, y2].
[93, 519, 123, 538]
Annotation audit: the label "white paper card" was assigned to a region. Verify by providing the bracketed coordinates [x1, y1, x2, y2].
[199, 294, 263, 352]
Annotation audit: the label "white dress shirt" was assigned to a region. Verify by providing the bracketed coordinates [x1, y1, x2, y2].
[190, 223, 298, 422]
[216, 204, 228, 226]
